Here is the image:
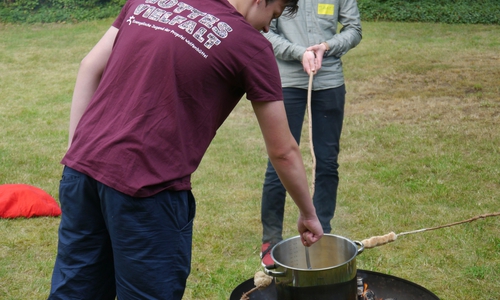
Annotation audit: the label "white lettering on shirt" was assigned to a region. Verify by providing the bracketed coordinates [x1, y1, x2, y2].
[130, 0, 232, 55]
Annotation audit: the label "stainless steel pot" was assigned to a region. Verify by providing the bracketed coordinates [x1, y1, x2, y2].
[264, 234, 364, 299]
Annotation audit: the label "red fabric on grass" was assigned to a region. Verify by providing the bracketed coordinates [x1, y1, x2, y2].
[0, 184, 61, 218]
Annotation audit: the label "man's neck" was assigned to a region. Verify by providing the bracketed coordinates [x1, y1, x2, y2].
[227, 0, 253, 18]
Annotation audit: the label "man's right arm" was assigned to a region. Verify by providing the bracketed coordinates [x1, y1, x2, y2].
[251, 100, 324, 246]
[68, 26, 118, 148]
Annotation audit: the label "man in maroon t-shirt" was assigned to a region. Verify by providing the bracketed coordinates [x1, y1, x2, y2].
[48, 0, 323, 298]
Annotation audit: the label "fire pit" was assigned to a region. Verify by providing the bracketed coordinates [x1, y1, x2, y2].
[230, 269, 440, 300]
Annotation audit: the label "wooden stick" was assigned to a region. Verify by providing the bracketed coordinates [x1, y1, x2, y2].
[240, 287, 258, 300]
[304, 71, 315, 270]
[307, 71, 315, 196]
[398, 211, 500, 236]
[362, 212, 500, 249]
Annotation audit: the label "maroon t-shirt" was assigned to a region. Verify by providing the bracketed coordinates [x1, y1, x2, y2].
[62, 0, 283, 197]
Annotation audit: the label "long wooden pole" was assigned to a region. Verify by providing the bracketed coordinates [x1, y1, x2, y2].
[361, 212, 500, 248]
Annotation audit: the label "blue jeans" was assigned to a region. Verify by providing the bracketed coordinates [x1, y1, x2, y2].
[261, 86, 346, 244]
[49, 166, 196, 300]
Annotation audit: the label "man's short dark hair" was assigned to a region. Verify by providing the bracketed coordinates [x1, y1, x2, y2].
[266, 0, 299, 17]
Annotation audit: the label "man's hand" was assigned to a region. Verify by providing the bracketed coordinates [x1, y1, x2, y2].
[297, 213, 323, 247]
[301, 50, 317, 75]
[304, 42, 328, 74]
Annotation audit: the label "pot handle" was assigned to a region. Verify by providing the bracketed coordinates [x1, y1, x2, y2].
[264, 265, 286, 277]
[354, 240, 365, 255]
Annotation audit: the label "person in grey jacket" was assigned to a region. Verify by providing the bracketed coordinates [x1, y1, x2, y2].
[260, 0, 362, 266]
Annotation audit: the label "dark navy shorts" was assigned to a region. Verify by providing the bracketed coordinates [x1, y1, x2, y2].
[48, 166, 196, 300]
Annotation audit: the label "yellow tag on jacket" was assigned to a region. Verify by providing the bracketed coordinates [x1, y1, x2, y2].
[318, 3, 334, 15]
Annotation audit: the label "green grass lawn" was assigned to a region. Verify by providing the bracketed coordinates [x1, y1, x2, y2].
[0, 20, 499, 299]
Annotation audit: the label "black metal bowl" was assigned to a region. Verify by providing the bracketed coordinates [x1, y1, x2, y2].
[230, 269, 440, 300]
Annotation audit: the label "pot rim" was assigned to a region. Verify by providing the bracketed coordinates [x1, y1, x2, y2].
[270, 233, 361, 272]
